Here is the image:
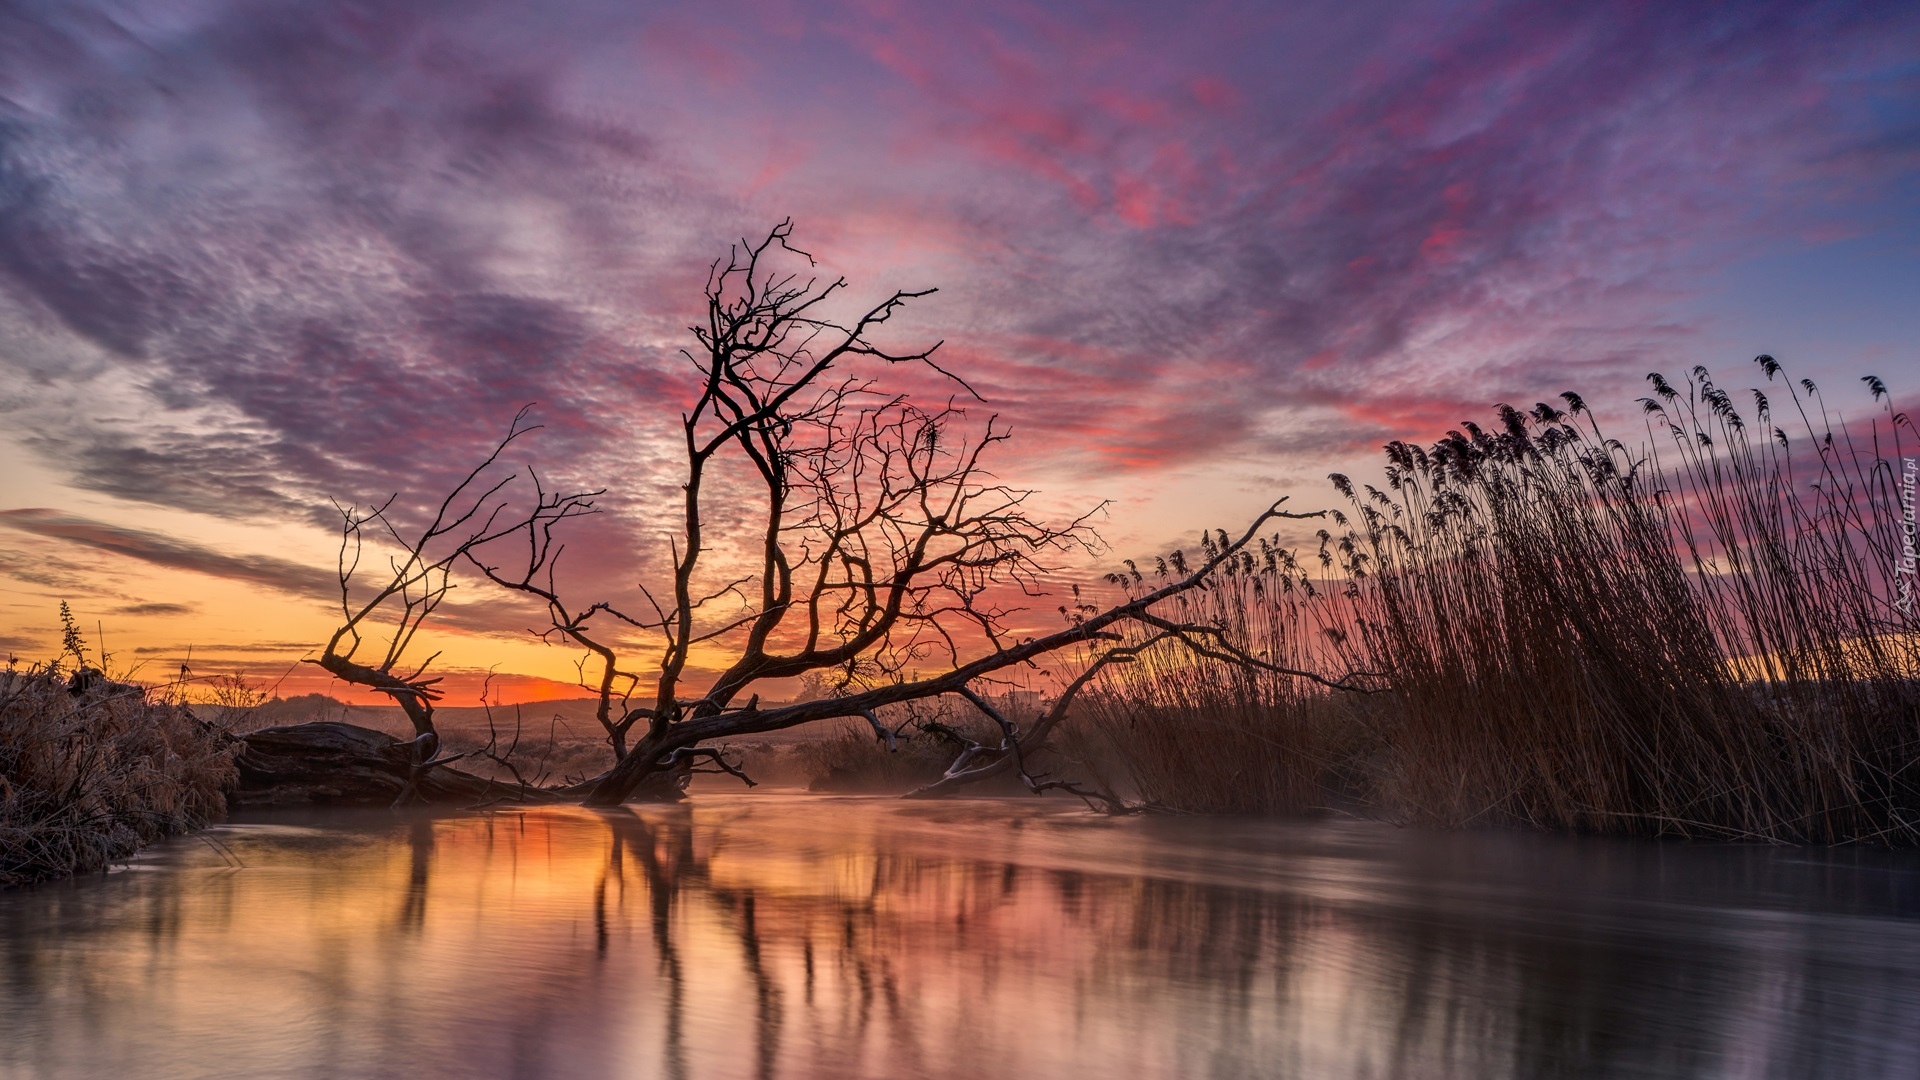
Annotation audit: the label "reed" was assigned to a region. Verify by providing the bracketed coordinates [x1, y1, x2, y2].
[1082, 359, 1920, 840]
[1, 663, 239, 886]
[1067, 541, 1365, 814]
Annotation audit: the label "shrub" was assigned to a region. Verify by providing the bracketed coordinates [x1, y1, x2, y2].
[1, 663, 239, 887]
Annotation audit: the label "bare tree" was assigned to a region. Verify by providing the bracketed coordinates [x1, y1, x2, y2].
[308, 409, 597, 795]
[313, 221, 1366, 807]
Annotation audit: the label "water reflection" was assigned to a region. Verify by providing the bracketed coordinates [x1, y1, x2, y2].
[2, 795, 1919, 1079]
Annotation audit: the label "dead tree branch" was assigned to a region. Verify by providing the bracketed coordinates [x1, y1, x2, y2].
[306, 407, 599, 802]
[305, 221, 1373, 808]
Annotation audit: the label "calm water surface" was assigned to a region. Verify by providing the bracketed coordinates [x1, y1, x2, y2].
[3, 794, 1919, 1079]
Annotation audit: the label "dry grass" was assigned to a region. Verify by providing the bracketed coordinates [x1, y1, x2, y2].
[1064, 559, 1366, 814]
[1, 664, 239, 887]
[793, 720, 951, 792]
[795, 700, 1015, 794]
[1076, 360, 1920, 841]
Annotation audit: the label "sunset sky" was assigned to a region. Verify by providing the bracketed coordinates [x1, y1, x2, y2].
[2, 0, 1917, 702]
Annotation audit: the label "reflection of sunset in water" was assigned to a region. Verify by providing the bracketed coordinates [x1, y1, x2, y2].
[4, 796, 1920, 1078]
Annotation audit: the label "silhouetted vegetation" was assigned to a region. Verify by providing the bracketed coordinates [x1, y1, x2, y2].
[1073, 360, 1920, 842]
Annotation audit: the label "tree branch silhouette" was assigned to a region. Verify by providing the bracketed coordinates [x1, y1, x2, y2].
[311, 221, 1370, 808]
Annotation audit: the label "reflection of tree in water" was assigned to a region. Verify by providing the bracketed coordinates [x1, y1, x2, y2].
[397, 817, 434, 933]
[601, 808, 698, 1080]
[598, 810, 1238, 1076]
[594, 809, 926, 1078]
[584, 810, 1920, 1080]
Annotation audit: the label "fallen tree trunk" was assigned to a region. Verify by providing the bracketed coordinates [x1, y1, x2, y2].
[229, 722, 685, 808]
[233, 723, 522, 807]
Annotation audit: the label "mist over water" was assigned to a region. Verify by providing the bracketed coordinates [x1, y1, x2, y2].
[3, 795, 1918, 1079]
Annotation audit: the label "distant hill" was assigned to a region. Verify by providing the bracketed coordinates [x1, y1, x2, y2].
[238, 695, 611, 738]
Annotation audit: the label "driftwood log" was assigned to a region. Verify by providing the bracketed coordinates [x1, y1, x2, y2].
[229, 722, 690, 807]
[231, 723, 500, 807]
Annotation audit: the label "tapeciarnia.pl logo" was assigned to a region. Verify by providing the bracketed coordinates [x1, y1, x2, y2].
[1899, 456, 1917, 616]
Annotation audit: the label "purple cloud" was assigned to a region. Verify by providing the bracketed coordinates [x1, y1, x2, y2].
[0, 0, 1914, 617]
[111, 602, 197, 617]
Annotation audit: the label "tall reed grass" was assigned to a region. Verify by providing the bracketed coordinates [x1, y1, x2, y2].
[1068, 539, 1362, 814]
[1081, 360, 1920, 841]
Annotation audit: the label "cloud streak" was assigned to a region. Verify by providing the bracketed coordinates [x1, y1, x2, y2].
[111, 602, 197, 617]
[0, 508, 336, 597]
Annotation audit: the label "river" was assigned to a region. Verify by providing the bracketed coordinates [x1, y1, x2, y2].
[3, 794, 1918, 1079]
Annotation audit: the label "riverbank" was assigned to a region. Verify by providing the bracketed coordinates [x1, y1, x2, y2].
[0, 665, 236, 887]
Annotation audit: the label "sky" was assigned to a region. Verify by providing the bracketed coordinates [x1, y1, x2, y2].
[1, 0, 1917, 702]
